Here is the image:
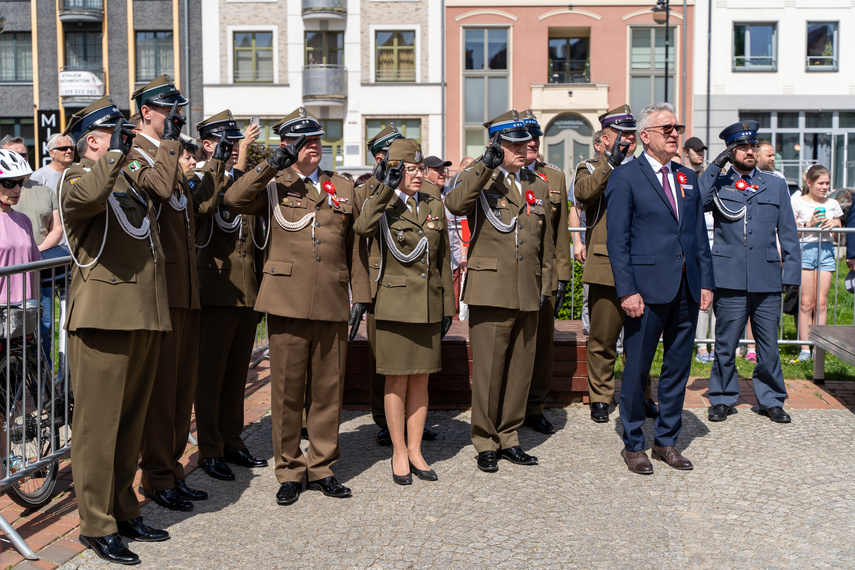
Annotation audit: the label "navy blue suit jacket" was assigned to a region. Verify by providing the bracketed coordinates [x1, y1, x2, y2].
[847, 200, 855, 260]
[698, 165, 800, 292]
[606, 154, 714, 305]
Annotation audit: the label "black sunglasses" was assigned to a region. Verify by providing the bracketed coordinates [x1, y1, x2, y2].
[645, 124, 686, 135]
[53, 146, 74, 152]
[0, 178, 24, 189]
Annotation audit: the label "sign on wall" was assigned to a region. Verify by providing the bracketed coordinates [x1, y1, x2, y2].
[37, 110, 60, 167]
[58, 71, 104, 98]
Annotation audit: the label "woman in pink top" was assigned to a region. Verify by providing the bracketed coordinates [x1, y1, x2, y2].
[0, 149, 41, 306]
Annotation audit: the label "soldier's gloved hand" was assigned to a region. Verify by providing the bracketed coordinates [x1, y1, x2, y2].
[348, 302, 371, 342]
[540, 295, 549, 310]
[712, 143, 738, 169]
[109, 120, 135, 155]
[554, 281, 569, 318]
[441, 316, 453, 339]
[268, 135, 307, 171]
[607, 137, 630, 168]
[161, 101, 186, 141]
[383, 161, 405, 190]
[482, 140, 504, 170]
[372, 158, 387, 183]
[212, 132, 234, 163]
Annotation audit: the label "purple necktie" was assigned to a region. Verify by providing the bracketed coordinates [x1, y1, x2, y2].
[660, 165, 678, 220]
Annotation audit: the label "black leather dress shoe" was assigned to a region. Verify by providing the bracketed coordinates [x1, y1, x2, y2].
[376, 428, 392, 446]
[307, 476, 352, 498]
[708, 403, 736, 422]
[590, 402, 609, 423]
[117, 517, 170, 542]
[225, 447, 268, 468]
[80, 533, 140, 565]
[644, 399, 660, 419]
[476, 451, 498, 472]
[759, 406, 791, 423]
[276, 481, 301, 505]
[523, 414, 557, 434]
[199, 457, 236, 481]
[500, 445, 538, 465]
[140, 487, 193, 512]
[422, 426, 439, 441]
[174, 480, 208, 501]
[409, 461, 438, 481]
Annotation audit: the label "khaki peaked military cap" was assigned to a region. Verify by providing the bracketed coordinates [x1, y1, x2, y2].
[598, 105, 637, 131]
[272, 107, 324, 140]
[132, 74, 188, 112]
[63, 96, 135, 140]
[520, 109, 543, 138]
[196, 110, 244, 141]
[367, 123, 405, 156]
[483, 110, 532, 143]
[387, 139, 423, 164]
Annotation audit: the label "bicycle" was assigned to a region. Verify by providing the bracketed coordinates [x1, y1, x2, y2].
[0, 301, 71, 509]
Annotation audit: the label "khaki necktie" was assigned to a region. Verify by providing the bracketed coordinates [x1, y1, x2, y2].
[507, 172, 521, 203]
[304, 177, 319, 200]
[407, 196, 418, 217]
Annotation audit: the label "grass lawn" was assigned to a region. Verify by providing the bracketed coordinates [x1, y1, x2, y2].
[615, 257, 855, 382]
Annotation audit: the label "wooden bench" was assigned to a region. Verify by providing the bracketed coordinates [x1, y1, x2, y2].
[808, 324, 855, 385]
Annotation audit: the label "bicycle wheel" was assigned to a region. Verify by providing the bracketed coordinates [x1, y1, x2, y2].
[3, 344, 60, 509]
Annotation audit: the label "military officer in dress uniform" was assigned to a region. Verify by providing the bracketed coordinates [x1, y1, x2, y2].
[574, 105, 658, 423]
[60, 97, 171, 565]
[192, 110, 268, 482]
[519, 109, 572, 435]
[445, 110, 554, 473]
[126, 75, 224, 512]
[225, 107, 370, 505]
[699, 121, 800, 423]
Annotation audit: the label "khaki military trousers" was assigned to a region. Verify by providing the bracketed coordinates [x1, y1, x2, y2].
[268, 316, 347, 483]
[586, 283, 651, 404]
[469, 306, 538, 453]
[69, 329, 160, 537]
[527, 296, 556, 416]
[195, 306, 258, 459]
[140, 307, 200, 490]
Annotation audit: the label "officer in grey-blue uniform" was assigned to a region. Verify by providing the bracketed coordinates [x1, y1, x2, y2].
[699, 121, 800, 424]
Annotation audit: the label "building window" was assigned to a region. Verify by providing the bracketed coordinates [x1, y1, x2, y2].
[0, 33, 33, 83]
[548, 34, 589, 84]
[305, 31, 343, 66]
[733, 23, 777, 71]
[365, 119, 421, 164]
[233, 32, 273, 83]
[136, 31, 173, 83]
[65, 31, 103, 79]
[629, 27, 675, 114]
[462, 28, 508, 157]
[806, 22, 838, 71]
[0, 119, 35, 167]
[375, 31, 415, 82]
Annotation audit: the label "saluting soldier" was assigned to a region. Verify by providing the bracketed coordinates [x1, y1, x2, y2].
[574, 105, 658, 423]
[59, 98, 170, 565]
[353, 138, 454, 485]
[445, 110, 554, 473]
[125, 75, 225, 512]
[519, 109, 572, 435]
[225, 107, 370, 506]
[193, 110, 268, 482]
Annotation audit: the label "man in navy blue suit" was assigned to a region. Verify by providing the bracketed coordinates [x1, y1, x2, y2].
[846, 201, 855, 275]
[606, 102, 714, 475]
[699, 121, 800, 424]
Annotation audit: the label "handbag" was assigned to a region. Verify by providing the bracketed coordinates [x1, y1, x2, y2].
[782, 285, 799, 316]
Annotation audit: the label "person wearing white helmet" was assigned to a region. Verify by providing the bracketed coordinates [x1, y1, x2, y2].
[0, 149, 41, 308]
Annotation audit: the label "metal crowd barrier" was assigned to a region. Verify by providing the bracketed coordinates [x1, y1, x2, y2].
[0, 255, 72, 560]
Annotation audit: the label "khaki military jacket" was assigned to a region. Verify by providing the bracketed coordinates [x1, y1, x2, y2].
[224, 162, 370, 321]
[531, 161, 573, 291]
[445, 161, 554, 312]
[60, 151, 170, 332]
[193, 169, 258, 308]
[124, 135, 223, 310]
[353, 182, 454, 324]
[574, 153, 615, 287]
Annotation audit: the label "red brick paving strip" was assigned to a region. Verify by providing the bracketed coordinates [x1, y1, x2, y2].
[0, 359, 852, 568]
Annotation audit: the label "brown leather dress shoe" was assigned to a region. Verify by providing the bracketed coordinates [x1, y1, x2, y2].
[651, 444, 693, 470]
[621, 449, 653, 474]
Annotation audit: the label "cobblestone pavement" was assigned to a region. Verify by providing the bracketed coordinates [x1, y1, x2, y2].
[59, 404, 855, 569]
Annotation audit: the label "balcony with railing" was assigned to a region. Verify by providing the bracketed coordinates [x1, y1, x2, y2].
[548, 59, 590, 84]
[303, 65, 346, 101]
[59, 0, 104, 22]
[301, 0, 346, 20]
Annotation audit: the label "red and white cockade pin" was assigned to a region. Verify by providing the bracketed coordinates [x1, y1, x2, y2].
[734, 179, 758, 191]
[676, 171, 688, 198]
[525, 189, 536, 215]
[322, 180, 339, 206]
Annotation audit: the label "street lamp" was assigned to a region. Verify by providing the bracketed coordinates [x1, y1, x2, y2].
[652, 0, 670, 103]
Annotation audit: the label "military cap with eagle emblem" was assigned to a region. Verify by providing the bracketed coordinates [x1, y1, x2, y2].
[272, 107, 325, 140]
[483, 109, 532, 143]
[719, 120, 760, 145]
[131, 74, 188, 111]
[63, 96, 135, 140]
[598, 104, 637, 132]
[366, 123, 405, 156]
[521, 109, 543, 138]
[196, 109, 245, 141]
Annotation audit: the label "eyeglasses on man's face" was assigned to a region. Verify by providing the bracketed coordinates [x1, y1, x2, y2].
[431, 167, 449, 176]
[644, 124, 686, 136]
[0, 178, 24, 189]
